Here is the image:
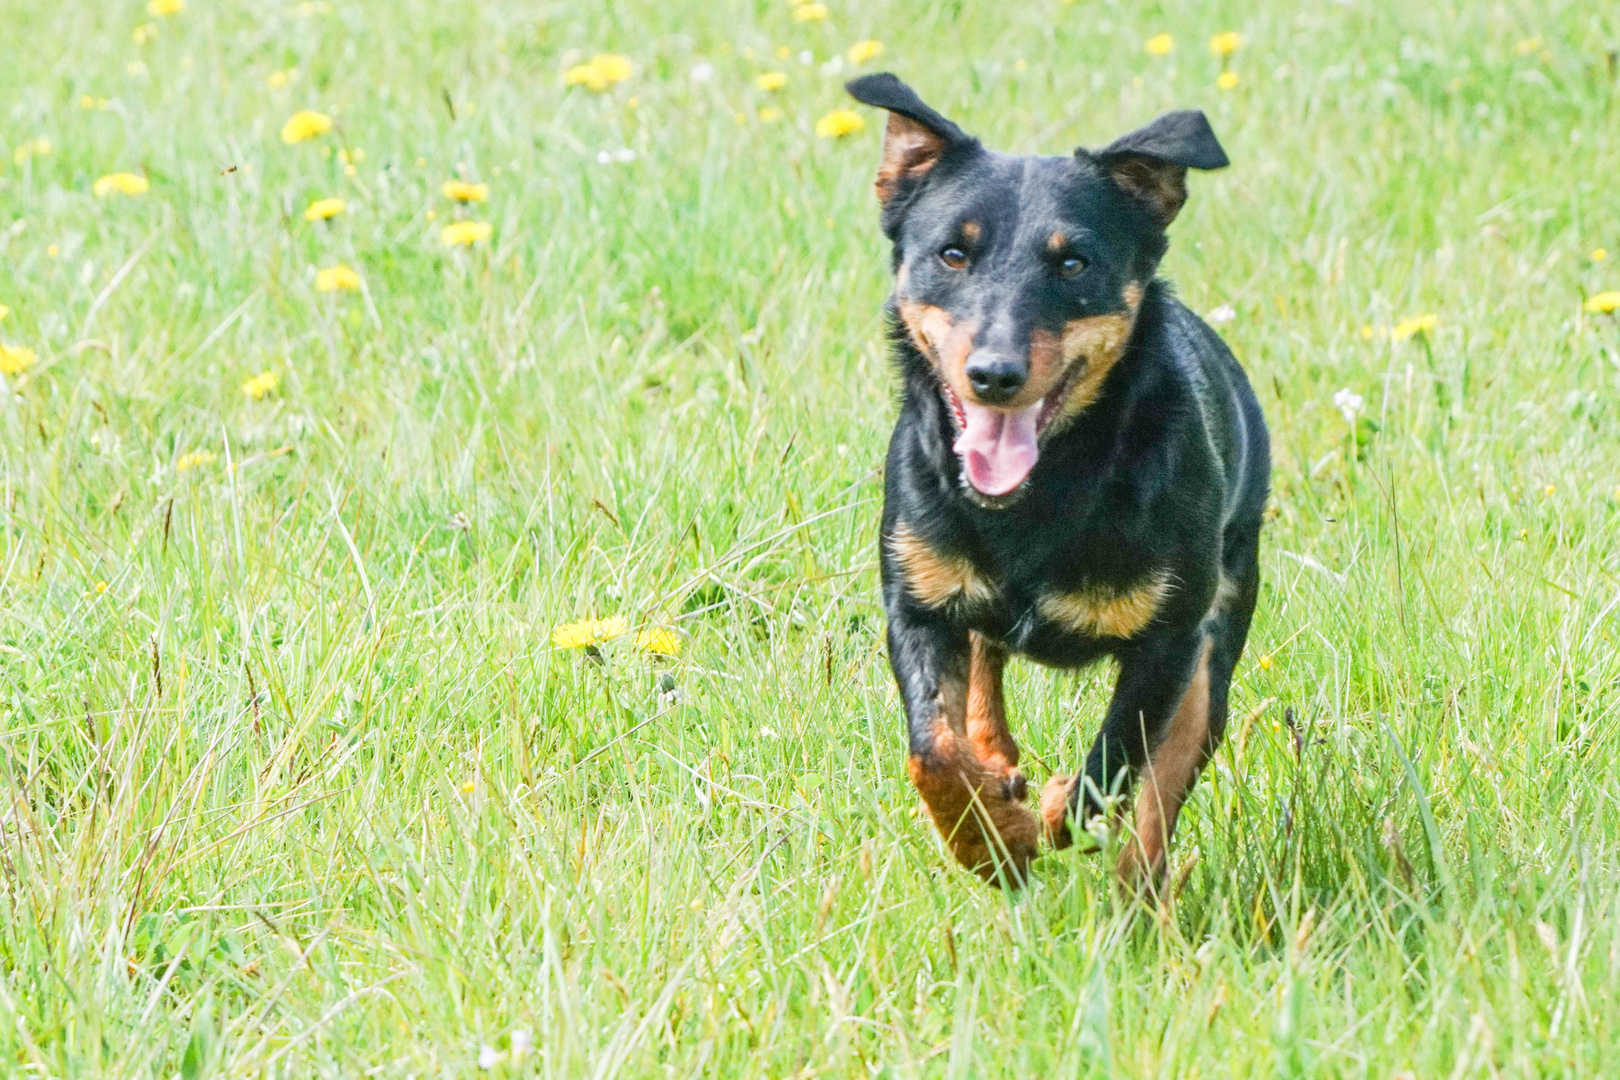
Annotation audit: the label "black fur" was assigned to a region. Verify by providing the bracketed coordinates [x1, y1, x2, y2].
[849, 74, 1270, 880]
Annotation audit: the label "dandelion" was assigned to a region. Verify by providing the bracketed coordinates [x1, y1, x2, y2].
[93, 172, 149, 197]
[689, 61, 716, 83]
[1333, 388, 1364, 422]
[267, 68, 299, 89]
[241, 370, 279, 399]
[759, 106, 782, 122]
[564, 54, 634, 93]
[1584, 291, 1620, 314]
[83, 580, 110, 598]
[1207, 303, 1236, 325]
[47, 245, 59, 258]
[442, 180, 489, 202]
[303, 196, 346, 221]
[551, 615, 628, 649]
[793, 3, 829, 22]
[1512, 37, 1541, 57]
[848, 40, 883, 65]
[1258, 655, 1272, 670]
[441, 220, 493, 248]
[1216, 71, 1239, 90]
[0, 305, 8, 321]
[148, 0, 183, 13]
[755, 71, 788, 91]
[132, 23, 158, 45]
[1145, 33, 1174, 56]
[0, 344, 37, 376]
[13, 138, 53, 166]
[1593, 248, 1607, 262]
[176, 450, 218, 472]
[280, 109, 333, 144]
[1543, 484, 1556, 497]
[815, 109, 865, 138]
[1392, 314, 1438, 340]
[635, 627, 681, 657]
[1209, 31, 1244, 57]
[314, 264, 361, 292]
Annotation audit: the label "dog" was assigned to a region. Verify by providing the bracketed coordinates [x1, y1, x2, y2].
[846, 74, 1270, 890]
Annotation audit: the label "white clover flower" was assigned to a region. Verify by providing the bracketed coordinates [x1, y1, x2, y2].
[1207, 302, 1236, 325]
[478, 1045, 503, 1069]
[1333, 388, 1365, 422]
[798, 50, 814, 65]
[689, 61, 716, 83]
[511, 1029, 533, 1058]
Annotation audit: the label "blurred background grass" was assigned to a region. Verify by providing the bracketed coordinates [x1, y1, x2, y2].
[2, 0, 1619, 1076]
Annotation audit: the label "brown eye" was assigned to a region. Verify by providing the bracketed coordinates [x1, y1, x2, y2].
[1059, 256, 1086, 277]
[940, 247, 968, 269]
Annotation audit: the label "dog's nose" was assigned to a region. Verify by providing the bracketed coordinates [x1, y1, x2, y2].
[964, 353, 1027, 404]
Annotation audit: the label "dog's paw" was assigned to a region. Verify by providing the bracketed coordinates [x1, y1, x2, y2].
[949, 797, 1039, 888]
[1040, 774, 1076, 849]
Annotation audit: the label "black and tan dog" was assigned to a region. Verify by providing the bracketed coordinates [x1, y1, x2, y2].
[847, 74, 1269, 890]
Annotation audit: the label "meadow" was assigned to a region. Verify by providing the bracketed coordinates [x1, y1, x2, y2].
[3, 0, 1619, 1076]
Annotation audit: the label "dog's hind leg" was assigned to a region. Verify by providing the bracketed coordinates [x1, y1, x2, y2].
[1119, 519, 1262, 893]
[965, 633, 1027, 801]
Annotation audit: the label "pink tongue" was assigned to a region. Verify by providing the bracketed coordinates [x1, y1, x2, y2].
[953, 400, 1041, 496]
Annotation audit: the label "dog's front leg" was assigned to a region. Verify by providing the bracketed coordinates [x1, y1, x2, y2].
[888, 612, 1039, 885]
[1041, 629, 1211, 891]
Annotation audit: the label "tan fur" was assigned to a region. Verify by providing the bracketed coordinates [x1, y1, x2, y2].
[1038, 571, 1171, 639]
[1046, 230, 1068, 254]
[966, 634, 1020, 779]
[896, 300, 978, 405]
[887, 524, 996, 610]
[875, 113, 948, 205]
[1040, 773, 1077, 848]
[1107, 158, 1190, 225]
[961, 220, 982, 244]
[909, 723, 1038, 884]
[1118, 638, 1214, 892]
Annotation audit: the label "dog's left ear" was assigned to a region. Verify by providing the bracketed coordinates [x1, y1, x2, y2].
[1086, 111, 1229, 227]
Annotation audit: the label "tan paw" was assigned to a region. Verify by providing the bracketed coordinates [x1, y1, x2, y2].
[1040, 774, 1076, 849]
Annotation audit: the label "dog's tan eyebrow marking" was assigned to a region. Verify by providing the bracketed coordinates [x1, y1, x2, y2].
[1047, 231, 1068, 253]
[1122, 280, 1143, 309]
[961, 221, 982, 243]
[887, 524, 997, 609]
[1037, 573, 1172, 639]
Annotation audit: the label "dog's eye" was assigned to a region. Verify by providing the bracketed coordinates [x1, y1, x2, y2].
[1059, 256, 1086, 278]
[939, 247, 968, 270]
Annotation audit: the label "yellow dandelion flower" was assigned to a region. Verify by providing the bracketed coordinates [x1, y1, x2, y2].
[1593, 248, 1607, 262]
[267, 68, 299, 89]
[1258, 655, 1272, 670]
[848, 40, 884, 65]
[83, 580, 110, 598]
[314, 264, 361, 292]
[0, 305, 9, 321]
[1145, 33, 1174, 56]
[176, 450, 218, 472]
[280, 109, 333, 144]
[551, 615, 628, 649]
[1392, 314, 1438, 340]
[132, 24, 157, 45]
[93, 172, 149, 197]
[1216, 71, 1239, 90]
[148, 0, 184, 13]
[1543, 484, 1556, 496]
[759, 106, 782, 122]
[303, 196, 346, 221]
[47, 245, 59, 258]
[816, 109, 865, 138]
[0, 344, 38, 376]
[241, 370, 280, 400]
[1512, 37, 1541, 57]
[1209, 31, 1244, 57]
[565, 54, 634, 92]
[442, 180, 490, 202]
[440, 221, 493, 246]
[793, 3, 829, 22]
[1585, 291, 1620, 314]
[755, 71, 788, 92]
[635, 627, 682, 657]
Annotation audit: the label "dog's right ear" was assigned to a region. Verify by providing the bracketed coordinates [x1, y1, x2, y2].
[845, 74, 978, 206]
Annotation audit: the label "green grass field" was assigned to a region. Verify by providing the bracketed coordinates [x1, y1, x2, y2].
[3, 0, 1620, 1076]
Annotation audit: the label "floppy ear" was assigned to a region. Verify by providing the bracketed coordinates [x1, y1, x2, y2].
[846, 73, 978, 206]
[1087, 110, 1229, 226]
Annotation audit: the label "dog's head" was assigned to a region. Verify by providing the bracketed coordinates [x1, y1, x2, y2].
[847, 73, 1228, 506]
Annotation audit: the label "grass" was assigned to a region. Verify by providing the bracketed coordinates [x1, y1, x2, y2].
[2, 0, 1619, 1076]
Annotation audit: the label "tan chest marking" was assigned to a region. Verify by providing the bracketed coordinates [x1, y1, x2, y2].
[888, 525, 996, 609]
[1037, 571, 1171, 639]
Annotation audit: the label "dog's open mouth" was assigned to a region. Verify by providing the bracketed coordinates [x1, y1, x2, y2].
[940, 363, 1081, 500]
